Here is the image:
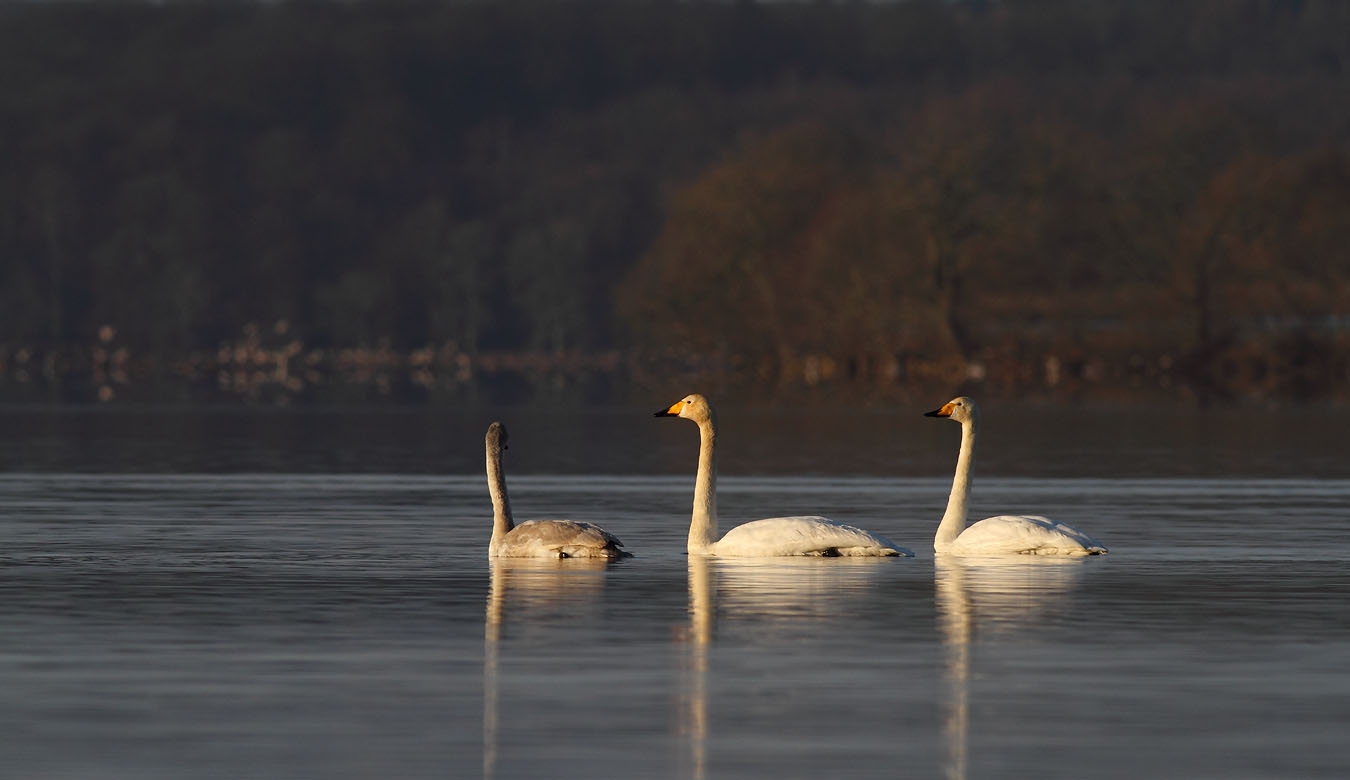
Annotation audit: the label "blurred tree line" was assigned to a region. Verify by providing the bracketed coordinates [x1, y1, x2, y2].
[1, 0, 1347, 402]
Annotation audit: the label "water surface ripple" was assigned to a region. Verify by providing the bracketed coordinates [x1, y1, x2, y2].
[3, 403, 1349, 778]
[1, 471, 1347, 778]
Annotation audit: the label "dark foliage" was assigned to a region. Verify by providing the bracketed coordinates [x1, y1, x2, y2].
[1, 0, 1347, 402]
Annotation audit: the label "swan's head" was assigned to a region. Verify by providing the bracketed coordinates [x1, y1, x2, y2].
[924, 396, 979, 425]
[654, 393, 714, 424]
[485, 421, 509, 451]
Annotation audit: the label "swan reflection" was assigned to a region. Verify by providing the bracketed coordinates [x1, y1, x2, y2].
[675, 556, 895, 778]
[677, 556, 715, 780]
[484, 557, 615, 780]
[935, 556, 1089, 780]
[713, 556, 894, 622]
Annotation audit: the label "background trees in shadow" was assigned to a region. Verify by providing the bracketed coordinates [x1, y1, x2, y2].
[1, 0, 1347, 403]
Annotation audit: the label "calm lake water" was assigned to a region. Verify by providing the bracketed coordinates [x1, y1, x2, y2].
[1, 402, 1349, 778]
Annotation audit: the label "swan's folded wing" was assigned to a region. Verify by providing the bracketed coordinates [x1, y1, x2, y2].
[498, 519, 627, 558]
[1035, 516, 1107, 553]
[956, 515, 1107, 555]
[714, 516, 911, 557]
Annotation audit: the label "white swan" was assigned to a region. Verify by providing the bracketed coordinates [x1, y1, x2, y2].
[485, 422, 629, 559]
[925, 397, 1107, 556]
[656, 394, 911, 557]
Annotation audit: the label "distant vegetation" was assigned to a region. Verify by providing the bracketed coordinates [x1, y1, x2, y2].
[1, 0, 1347, 404]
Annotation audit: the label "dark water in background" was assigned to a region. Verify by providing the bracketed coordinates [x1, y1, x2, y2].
[1, 404, 1349, 778]
[5, 400, 1350, 477]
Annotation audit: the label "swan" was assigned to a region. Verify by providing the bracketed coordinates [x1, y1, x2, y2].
[656, 394, 911, 557]
[924, 397, 1107, 556]
[485, 422, 629, 559]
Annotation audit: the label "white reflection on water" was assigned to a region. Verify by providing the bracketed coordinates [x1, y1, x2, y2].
[483, 558, 616, 780]
[935, 556, 1090, 780]
[711, 556, 897, 620]
[677, 557, 714, 780]
[673, 555, 903, 778]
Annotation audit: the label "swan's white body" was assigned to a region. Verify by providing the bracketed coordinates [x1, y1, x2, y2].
[658, 394, 911, 557]
[702, 514, 908, 557]
[926, 397, 1106, 556]
[939, 514, 1106, 556]
[485, 422, 628, 559]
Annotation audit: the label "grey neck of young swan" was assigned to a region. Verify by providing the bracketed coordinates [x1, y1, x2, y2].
[487, 439, 514, 545]
[689, 412, 719, 553]
[936, 415, 977, 551]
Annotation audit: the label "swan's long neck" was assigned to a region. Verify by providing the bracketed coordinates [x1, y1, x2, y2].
[936, 417, 977, 550]
[487, 442, 514, 546]
[688, 415, 719, 554]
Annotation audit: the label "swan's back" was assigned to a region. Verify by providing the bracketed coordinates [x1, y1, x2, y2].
[712, 516, 912, 557]
[491, 519, 629, 559]
[949, 515, 1107, 556]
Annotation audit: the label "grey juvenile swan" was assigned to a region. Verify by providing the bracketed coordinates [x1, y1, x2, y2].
[485, 422, 629, 559]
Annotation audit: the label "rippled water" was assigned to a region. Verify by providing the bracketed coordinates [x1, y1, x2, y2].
[2, 405, 1349, 778]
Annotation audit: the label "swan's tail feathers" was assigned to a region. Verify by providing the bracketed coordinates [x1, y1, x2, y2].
[831, 544, 915, 557]
[557, 545, 631, 559]
[877, 545, 915, 557]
